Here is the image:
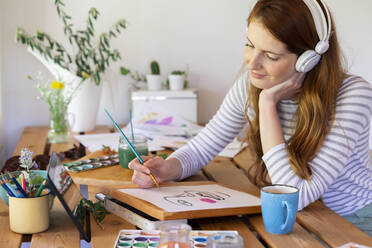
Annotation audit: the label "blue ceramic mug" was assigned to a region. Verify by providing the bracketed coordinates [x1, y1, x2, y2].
[261, 184, 299, 234]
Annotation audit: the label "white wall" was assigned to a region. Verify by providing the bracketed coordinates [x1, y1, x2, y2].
[1, 0, 372, 158]
[0, 0, 6, 166]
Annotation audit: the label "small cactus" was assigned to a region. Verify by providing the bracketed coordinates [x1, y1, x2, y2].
[150, 61, 160, 75]
[171, 70, 185, 75]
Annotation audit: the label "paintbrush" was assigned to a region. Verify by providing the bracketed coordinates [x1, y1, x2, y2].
[104, 109, 159, 187]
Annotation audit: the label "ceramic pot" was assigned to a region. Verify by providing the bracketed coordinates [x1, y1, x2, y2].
[146, 75, 163, 90]
[168, 75, 185, 91]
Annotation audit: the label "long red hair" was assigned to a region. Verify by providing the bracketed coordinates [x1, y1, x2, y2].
[244, 0, 346, 187]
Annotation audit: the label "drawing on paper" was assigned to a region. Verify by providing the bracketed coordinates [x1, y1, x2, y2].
[118, 184, 261, 213]
[163, 190, 231, 206]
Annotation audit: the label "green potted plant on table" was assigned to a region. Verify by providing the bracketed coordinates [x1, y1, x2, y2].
[15, 0, 127, 133]
[168, 70, 188, 91]
[146, 60, 163, 91]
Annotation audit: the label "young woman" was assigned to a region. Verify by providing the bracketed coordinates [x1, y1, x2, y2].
[129, 0, 372, 235]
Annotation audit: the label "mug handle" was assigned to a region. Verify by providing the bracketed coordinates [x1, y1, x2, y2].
[281, 201, 295, 231]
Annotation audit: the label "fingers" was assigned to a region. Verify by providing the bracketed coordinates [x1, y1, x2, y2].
[129, 156, 165, 188]
[132, 170, 155, 188]
[128, 156, 153, 174]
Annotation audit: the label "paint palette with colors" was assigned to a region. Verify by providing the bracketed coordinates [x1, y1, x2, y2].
[114, 229, 239, 248]
[63, 154, 119, 172]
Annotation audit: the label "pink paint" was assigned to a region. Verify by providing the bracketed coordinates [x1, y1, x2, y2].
[200, 198, 216, 203]
[144, 117, 173, 126]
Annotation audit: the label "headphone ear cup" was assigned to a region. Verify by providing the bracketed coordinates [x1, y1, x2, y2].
[295, 50, 321, 73]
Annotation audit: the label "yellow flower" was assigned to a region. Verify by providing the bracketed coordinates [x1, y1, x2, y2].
[81, 71, 91, 79]
[51, 81, 64, 90]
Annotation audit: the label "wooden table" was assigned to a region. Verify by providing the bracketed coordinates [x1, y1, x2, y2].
[1, 126, 371, 248]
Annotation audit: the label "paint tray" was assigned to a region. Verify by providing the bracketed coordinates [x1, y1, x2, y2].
[113, 229, 239, 248]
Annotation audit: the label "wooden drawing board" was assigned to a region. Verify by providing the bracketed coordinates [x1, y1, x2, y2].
[68, 151, 134, 187]
[102, 181, 261, 221]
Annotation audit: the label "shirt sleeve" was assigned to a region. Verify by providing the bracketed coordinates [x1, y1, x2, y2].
[262, 76, 372, 210]
[169, 71, 250, 179]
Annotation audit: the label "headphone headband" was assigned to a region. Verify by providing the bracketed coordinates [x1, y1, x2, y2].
[302, 0, 331, 54]
[248, 0, 332, 73]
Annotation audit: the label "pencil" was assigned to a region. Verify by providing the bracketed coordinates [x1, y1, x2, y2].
[8, 173, 27, 197]
[21, 173, 27, 192]
[35, 180, 46, 197]
[3, 178, 19, 197]
[104, 109, 160, 187]
[0, 179, 15, 197]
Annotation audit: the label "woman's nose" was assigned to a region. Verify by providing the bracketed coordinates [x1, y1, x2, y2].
[246, 51, 262, 70]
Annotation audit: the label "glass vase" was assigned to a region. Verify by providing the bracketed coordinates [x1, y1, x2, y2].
[48, 108, 69, 144]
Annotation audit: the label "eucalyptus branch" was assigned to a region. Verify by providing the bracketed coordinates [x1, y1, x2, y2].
[16, 0, 127, 85]
[16, 28, 72, 71]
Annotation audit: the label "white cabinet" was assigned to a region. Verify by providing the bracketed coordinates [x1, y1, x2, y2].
[131, 89, 198, 123]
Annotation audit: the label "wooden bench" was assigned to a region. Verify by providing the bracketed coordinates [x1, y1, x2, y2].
[0, 126, 371, 248]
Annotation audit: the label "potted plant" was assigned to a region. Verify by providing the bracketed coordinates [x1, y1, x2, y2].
[168, 70, 188, 91]
[15, 0, 127, 132]
[120, 66, 147, 90]
[146, 61, 163, 91]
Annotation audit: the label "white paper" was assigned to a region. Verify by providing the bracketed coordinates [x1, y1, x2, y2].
[75, 106, 204, 153]
[74, 132, 164, 152]
[129, 103, 203, 137]
[118, 184, 261, 212]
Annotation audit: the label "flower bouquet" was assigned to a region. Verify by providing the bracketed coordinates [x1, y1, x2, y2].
[28, 73, 80, 143]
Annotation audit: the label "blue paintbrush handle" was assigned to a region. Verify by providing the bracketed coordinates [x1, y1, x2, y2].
[10, 177, 27, 197]
[104, 109, 145, 164]
[1, 181, 15, 197]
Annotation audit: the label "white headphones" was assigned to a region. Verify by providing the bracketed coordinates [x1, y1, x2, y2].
[250, 0, 332, 73]
[295, 0, 332, 72]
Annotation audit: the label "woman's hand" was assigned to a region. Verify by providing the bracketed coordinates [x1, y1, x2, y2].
[260, 72, 305, 105]
[258, 72, 305, 153]
[128, 156, 182, 188]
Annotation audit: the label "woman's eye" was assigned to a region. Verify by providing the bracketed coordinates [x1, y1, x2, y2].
[266, 54, 279, 61]
[245, 43, 254, 48]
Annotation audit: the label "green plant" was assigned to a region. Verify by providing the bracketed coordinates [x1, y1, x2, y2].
[158, 153, 168, 159]
[170, 70, 185, 75]
[76, 198, 106, 229]
[150, 61, 160, 75]
[167, 70, 189, 89]
[27, 73, 81, 142]
[120, 66, 131, 76]
[16, 0, 127, 85]
[120, 66, 147, 90]
[17, 148, 44, 193]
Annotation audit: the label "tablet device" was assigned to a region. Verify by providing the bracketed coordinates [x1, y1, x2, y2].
[47, 152, 91, 242]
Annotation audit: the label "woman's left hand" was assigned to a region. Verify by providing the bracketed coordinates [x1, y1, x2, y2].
[259, 72, 305, 105]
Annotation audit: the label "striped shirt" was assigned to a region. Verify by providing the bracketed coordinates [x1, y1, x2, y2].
[169, 71, 372, 216]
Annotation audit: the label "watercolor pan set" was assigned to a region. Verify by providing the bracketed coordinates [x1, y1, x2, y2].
[113, 230, 239, 248]
[63, 154, 119, 172]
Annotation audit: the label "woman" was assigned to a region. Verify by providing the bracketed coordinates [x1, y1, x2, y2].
[129, 0, 372, 235]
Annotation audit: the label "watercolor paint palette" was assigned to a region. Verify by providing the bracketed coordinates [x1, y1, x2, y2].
[63, 154, 119, 173]
[114, 229, 239, 248]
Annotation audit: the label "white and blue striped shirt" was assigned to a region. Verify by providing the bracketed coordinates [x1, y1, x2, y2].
[169, 72, 372, 216]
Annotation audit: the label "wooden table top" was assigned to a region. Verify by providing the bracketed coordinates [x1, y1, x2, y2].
[1, 126, 371, 248]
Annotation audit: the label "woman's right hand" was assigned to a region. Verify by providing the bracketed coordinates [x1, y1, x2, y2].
[128, 156, 182, 188]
